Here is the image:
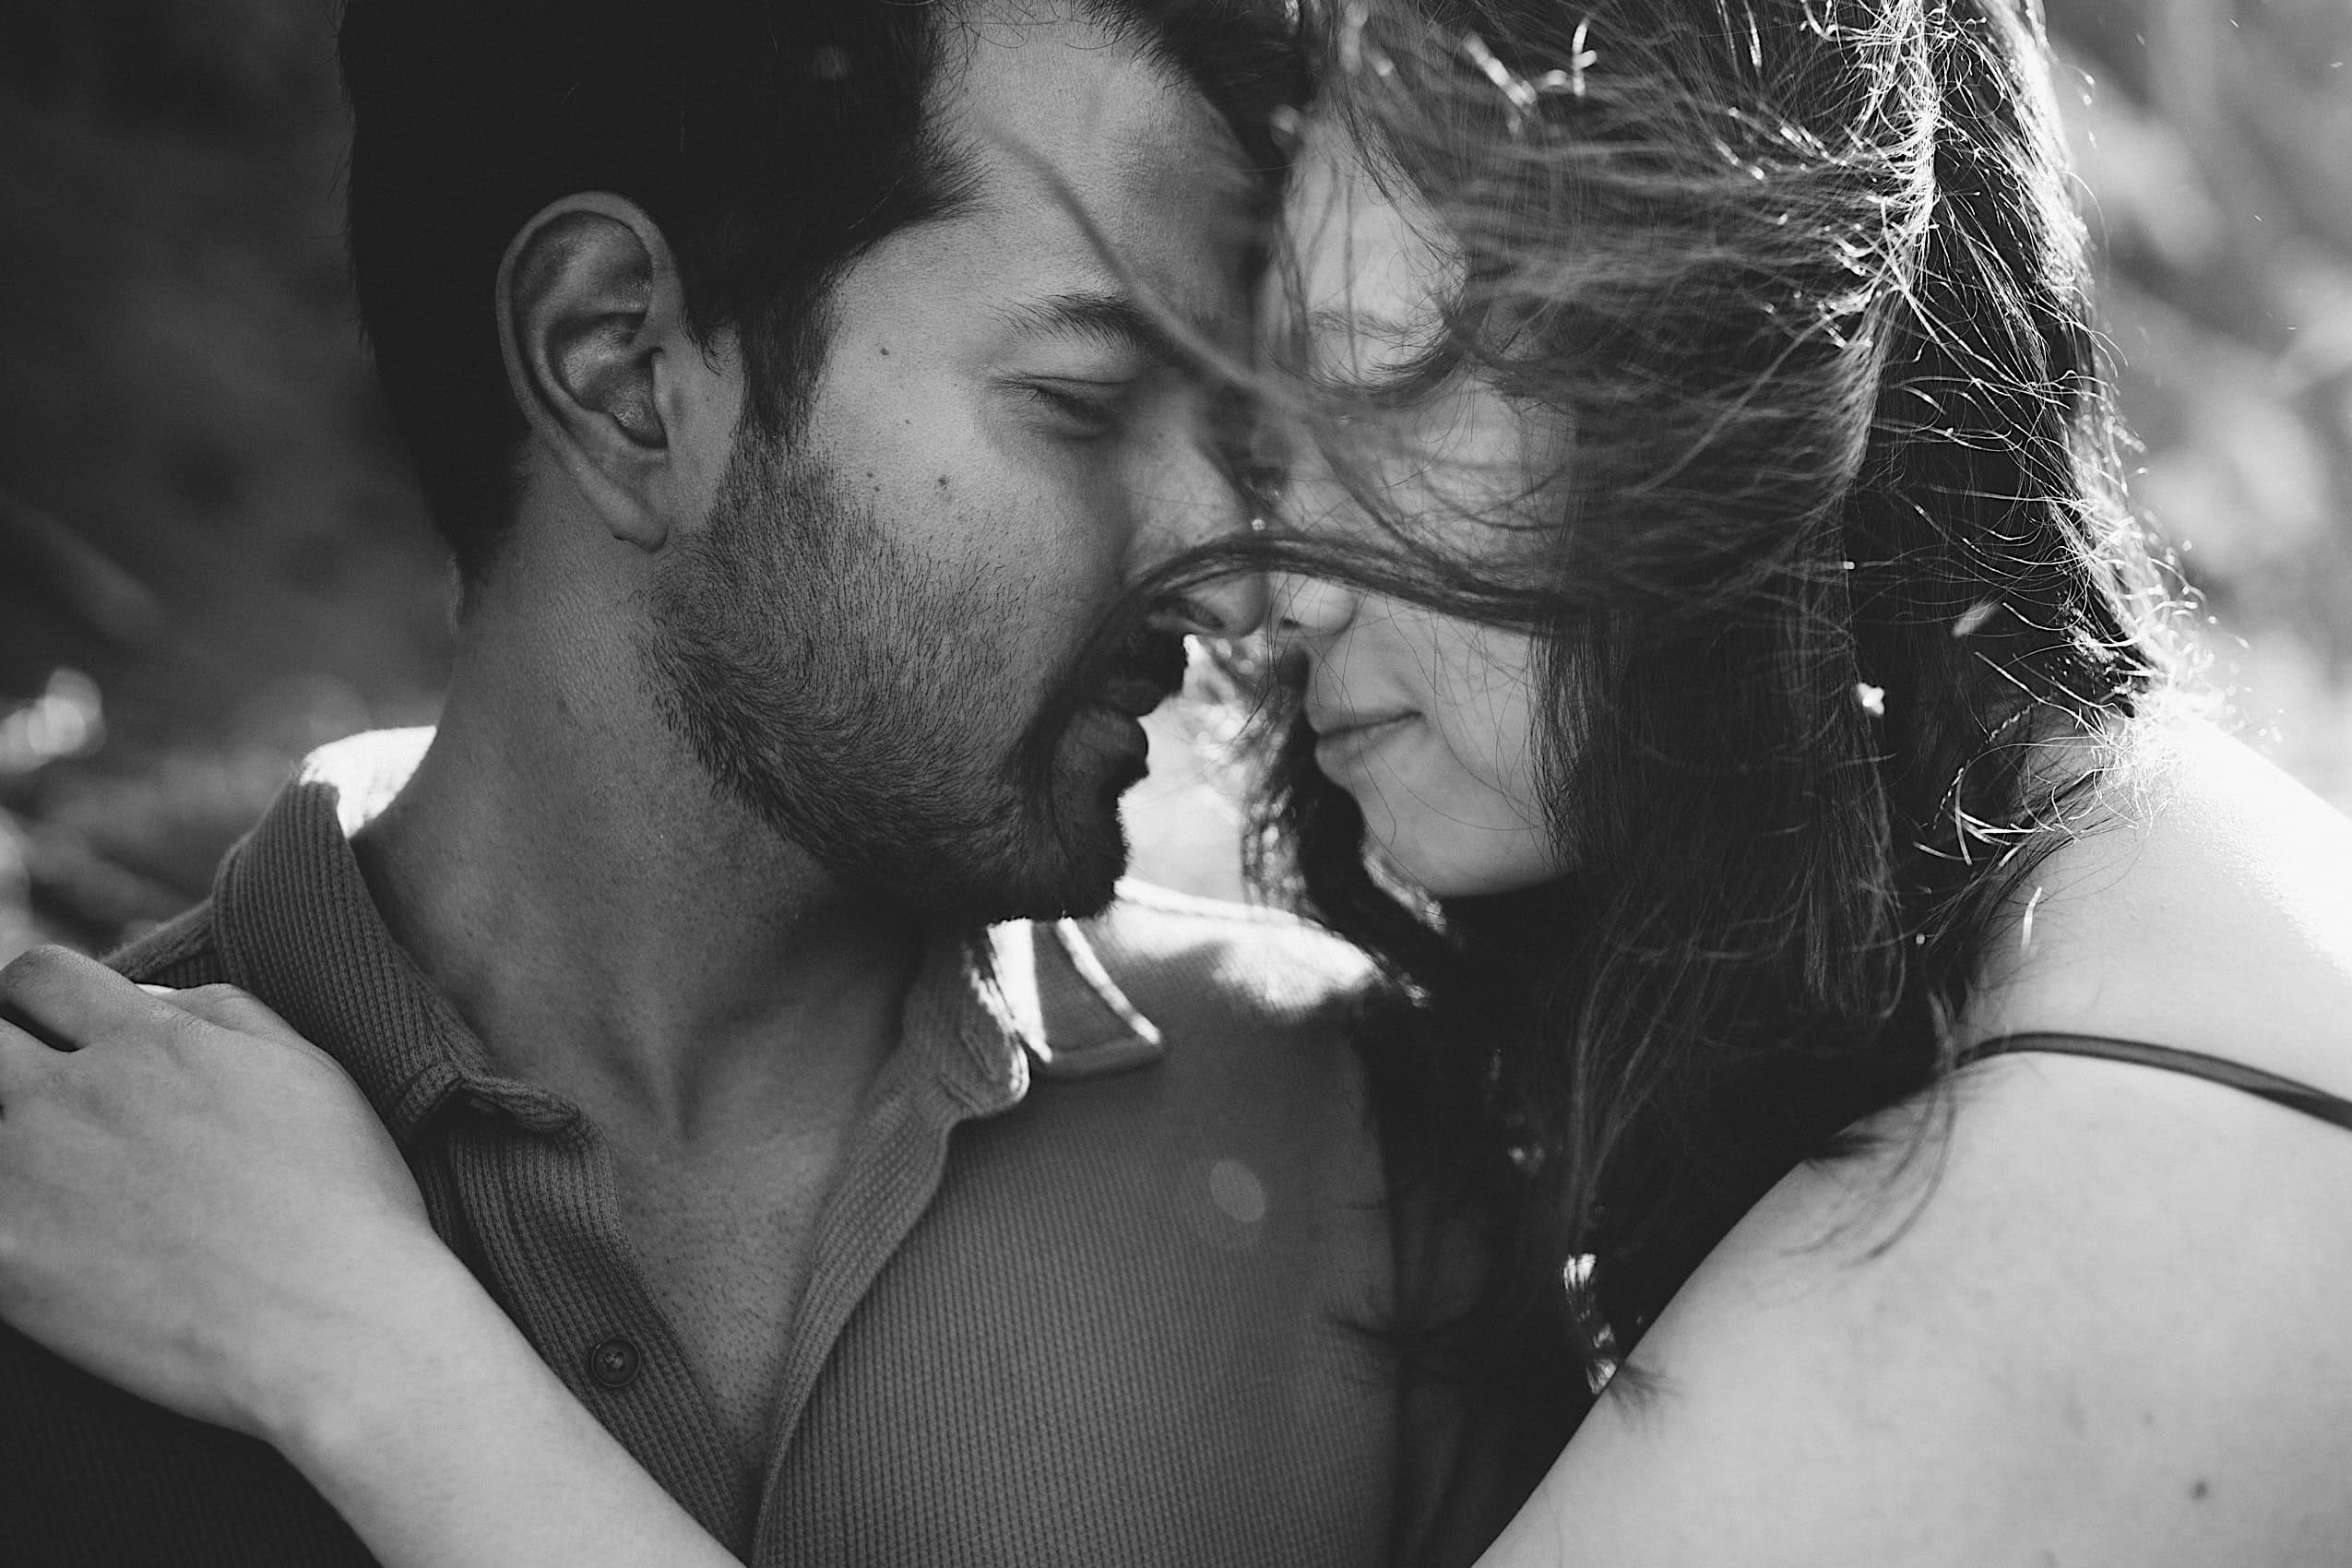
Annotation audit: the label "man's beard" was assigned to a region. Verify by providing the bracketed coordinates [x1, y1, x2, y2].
[636, 429, 1176, 922]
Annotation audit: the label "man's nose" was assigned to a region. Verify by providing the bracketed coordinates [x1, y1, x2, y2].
[1270, 571, 1360, 639]
[1166, 552, 1269, 638]
[1133, 420, 1271, 638]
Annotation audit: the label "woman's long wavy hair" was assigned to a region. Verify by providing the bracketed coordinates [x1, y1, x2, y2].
[1053, 0, 2186, 1450]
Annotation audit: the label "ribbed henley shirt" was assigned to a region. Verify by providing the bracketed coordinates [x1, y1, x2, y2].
[1, 731, 1427, 1567]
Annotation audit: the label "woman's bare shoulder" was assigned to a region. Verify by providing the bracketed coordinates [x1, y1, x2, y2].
[1967, 712, 2352, 1090]
[1480, 1039, 2352, 1567]
[1478, 717, 2352, 1568]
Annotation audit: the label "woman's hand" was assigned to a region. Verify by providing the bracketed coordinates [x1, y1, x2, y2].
[0, 946, 743, 1568]
[0, 944, 449, 1445]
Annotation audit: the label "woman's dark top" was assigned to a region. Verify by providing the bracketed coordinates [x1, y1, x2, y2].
[1964, 1032, 2352, 1133]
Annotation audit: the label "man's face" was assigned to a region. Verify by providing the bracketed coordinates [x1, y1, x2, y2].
[642, 11, 1263, 921]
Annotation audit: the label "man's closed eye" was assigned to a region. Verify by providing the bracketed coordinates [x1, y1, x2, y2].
[1021, 380, 1132, 438]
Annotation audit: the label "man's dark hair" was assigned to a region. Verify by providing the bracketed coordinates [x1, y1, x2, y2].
[339, 0, 1303, 580]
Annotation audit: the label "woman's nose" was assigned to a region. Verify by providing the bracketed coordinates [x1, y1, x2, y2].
[1271, 572, 1360, 639]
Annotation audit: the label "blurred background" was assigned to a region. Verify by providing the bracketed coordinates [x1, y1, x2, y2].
[1, 0, 2347, 958]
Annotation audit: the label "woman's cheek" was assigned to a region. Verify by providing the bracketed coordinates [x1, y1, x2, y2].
[1327, 612, 1562, 897]
[1421, 633, 1562, 893]
[1358, 720, 1558, 897]
[1437, 629, 1546, 804]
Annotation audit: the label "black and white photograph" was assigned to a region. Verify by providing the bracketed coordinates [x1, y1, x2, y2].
[2, 0, 2349, 1563]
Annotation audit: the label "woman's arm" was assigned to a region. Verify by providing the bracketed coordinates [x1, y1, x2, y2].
[0, 947, 739, 1568]
[282, 1259, 741, 1568]
[1475, 1051, 2352, 1567]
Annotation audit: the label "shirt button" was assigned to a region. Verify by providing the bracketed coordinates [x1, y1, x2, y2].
[586, 1336, 642, 1390]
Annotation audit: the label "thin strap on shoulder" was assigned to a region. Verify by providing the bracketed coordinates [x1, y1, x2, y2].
[1962, 1032, 2352, 1134]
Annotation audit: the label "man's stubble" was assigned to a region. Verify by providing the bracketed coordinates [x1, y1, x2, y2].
[637, 424, 1140, 922]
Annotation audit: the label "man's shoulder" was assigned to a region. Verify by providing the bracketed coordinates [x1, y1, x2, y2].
[1075, 880, 1382, 1041]
[104, 900, 227, 988]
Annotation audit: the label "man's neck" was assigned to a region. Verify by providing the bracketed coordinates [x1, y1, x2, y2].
[349, 595, 923, 1156]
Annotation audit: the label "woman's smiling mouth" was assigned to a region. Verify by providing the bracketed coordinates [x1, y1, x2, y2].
[1310, 708, 1420, 778]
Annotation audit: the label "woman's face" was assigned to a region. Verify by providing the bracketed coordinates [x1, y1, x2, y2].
[1268, 116, 1567, 898]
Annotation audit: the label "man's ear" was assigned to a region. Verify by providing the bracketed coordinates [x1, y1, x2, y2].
[496, 193, 718, 552]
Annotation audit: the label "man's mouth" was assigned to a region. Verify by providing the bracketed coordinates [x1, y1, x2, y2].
[1092, 631, 1189, 719]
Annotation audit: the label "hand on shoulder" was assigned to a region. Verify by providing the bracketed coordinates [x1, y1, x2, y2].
[0, 947, 454, 1449]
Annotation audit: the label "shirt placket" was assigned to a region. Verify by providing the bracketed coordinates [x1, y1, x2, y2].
[432, 1089, 756, 1547]
[742, 945, 1032, 1568]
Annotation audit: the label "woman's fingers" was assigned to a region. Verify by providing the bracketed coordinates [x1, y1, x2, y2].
[0, 1013, 63, 1101]
[0, 945, 182, 1055]
[158, 983, 310, 1047]
[4, 951, 311, 1063]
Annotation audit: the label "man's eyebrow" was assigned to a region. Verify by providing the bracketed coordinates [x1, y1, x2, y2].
[997, 291, 1194, 364]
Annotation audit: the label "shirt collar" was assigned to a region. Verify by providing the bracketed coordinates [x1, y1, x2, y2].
[209, 731, 509, 1144]
[980, 919, 1164, 1081]
[207, 729, 1166, 1146]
